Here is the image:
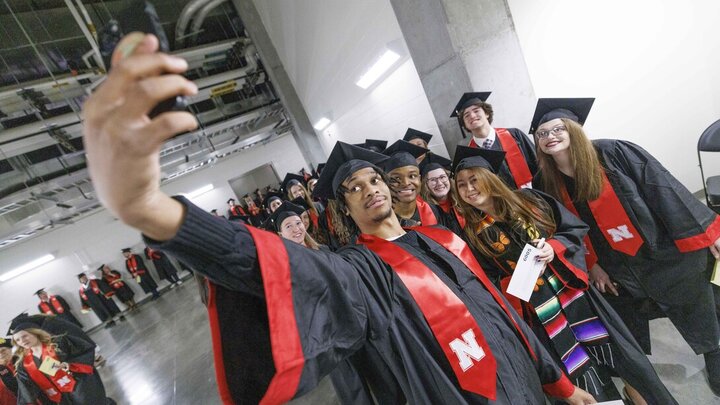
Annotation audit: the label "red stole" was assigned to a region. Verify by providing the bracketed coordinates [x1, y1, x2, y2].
[39, 296, 65, 315]
[414, 196, 438, 226]
[126, 255, 145, 276]
[439, 197, 467, 228]
[79, 280, 101, 301]
[308, 210, 319, 230]
[559, 170, 644, 257]
[231, 205, 247, 216]
[469, 128, 533, 189]
[357, 227, 536, 399]
[325, 210, 336, 236]
[146, 247, 162, 261]
[104, 273, 125, 290]
[23, 346, 76, 403]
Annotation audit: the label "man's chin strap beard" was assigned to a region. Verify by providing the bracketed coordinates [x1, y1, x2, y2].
[371, 207, 393, 223]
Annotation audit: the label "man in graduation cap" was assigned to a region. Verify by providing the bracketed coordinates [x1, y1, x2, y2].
[35, 288, 82, 328]
[381, 140, 450, 229]
[82, 38, 595, 403]
[77, 273, 124, 328]
[122, 247, 160, 300]
[403, 128, 433, 165]
[531, 97, 720, 395]
[226, 198, 246, 218]
[452, 92, 538, 190]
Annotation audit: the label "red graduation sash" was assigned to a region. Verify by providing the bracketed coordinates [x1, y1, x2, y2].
[415, 196, 438, 226]
[40, 296, 66, 315]
[325, 209, 336, 236]
[105, 273, 126, 290]
[439, 197, 467, 228]
[231, 206, 247, 216]
[560, 170, 644, 257]
[23, 346, 76, 403]
[358, 227, 537, 399]
[126, 255, 145, 276]
[469, 129, 533, 189]
[146, 247, 162, 260]
[308, 210, 319, 230]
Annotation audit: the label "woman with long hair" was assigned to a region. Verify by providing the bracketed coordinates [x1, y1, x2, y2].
[452, 145, 674, 404]
[283, 174, 324, 230]
[532, 98, 720, 395]
[269, 201, 322, 250]
[10, 320, 111, 404]
[420, 153, 466, 234]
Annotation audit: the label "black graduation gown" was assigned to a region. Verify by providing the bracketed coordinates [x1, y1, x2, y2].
[147, 198, 577, 404]
[125, 254, 159, 293]
[102, 270, 135, 303]
[468, 189, 675, 404]
[537, 139, 720, 354]
[15, 335, 107, 405]
[145, 248, 179, 280]
[79, 280, 121, 322]
[317, 208, 343, 251]
[37, 295, 82, 329]
[0, 363, 17, 402]
[472, 128, 538, 189]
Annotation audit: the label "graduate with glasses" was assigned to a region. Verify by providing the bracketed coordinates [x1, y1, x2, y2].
[531, 97, 720, 396]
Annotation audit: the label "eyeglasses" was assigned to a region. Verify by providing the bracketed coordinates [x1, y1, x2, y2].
[536, 125, 567, 139]
[426, 174, 449, 185]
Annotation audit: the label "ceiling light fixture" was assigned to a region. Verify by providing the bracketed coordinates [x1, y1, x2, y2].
[0, 254, 56, 282]
[356, 50, 401, 89]
[313, 117, 331, 131]
[185, 184, 214, 199]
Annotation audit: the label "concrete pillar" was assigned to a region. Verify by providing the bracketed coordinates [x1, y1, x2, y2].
[389, 0, 536, 158]
[230, 0, 325, 167]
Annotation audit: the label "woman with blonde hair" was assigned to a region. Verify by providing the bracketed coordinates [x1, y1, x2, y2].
[283, 173, 324, 230]
[532, 98, 720, 396]
[452, 145, 674, 404]
[10, 318, 111, 404]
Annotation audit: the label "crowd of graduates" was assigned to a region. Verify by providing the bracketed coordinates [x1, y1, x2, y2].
[6, 31, 720, 403]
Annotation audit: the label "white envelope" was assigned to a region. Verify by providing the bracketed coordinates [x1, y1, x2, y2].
[596, 401, 624, 405]
[505, 243, 545, 302]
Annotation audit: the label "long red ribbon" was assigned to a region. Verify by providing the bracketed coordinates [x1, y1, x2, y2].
[126, 255, 145, 276]
[469, 129, 533, 189]
[415, 196, 438, 226]
[560, 170, 644, 257]
[23, 346, 77, 403]
[439, 198, 467, 228]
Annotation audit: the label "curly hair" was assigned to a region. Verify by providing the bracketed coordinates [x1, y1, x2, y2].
[332, 167, 393, 245]
[458, 100, 494, 132]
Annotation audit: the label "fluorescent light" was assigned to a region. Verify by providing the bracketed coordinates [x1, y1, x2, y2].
[356, 50, 401, 89]
[313, 117, 331, 131]
[0, 254, 55, 282]
[185, 184, 214, 199]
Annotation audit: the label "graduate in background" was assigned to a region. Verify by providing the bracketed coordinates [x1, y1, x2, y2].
[402, 128, 432, 165]
[82, 36, 597, 404]
[77, 273, 124, 328]
[0, 338, 17, 405]
[226, 198, 246, 218]
[453, 146, 674, 404]
[98, 264, 138, 311]
[419, 152, 466, 233]
[144, 246, 182, 288]
[35, 289, 82, 329]
[122, 247, 160, 299]
[10, 320, 112, 404]
[532, 97, 720, 395]
[452, 92, 538, 189]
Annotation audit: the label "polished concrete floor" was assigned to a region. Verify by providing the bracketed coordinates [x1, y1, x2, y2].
[91, 277, 720, 404]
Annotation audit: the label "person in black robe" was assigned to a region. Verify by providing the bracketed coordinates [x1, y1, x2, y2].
[0, 338, 17, 404]
[452, 146, 675, 403]
[402, 128, 432, 165]
[81, 42, 595, 404]
[381, 140, 453, 229]
[9, 319, 112, 404]
[531, 97, 720, 395]
[98, 264, 138, 311]
[144, 246, 182, 287]
[122, 248, 160, 299]
[35, 289, 82, 329]
[452, 92, 538, 189]
[420, 152, 467, 235]
[77, 273, 124, 327]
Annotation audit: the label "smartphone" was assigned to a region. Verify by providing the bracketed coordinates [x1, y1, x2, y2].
[98, 0, 188, 118]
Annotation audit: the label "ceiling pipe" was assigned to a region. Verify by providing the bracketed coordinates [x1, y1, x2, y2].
[189, 0, 228, 45]
[175, 0, 215, 48]
[63, 0, 105, 71]
[73, 0, 98, 42]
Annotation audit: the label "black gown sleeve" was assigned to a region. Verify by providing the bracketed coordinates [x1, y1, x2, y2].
[56, 295, 72, 311]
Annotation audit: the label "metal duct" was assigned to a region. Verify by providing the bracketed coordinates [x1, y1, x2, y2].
[189, 0, 228, 45]
[175, 0, 214, 48]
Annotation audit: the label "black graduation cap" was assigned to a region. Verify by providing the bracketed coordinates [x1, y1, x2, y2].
[77, 272, 87, 280]
[281, 173, 306, 194]
[402, 128, 433, 145]
[420, 153, 452, 178]
[316, 163, 326, 175]
[264, 191, 284, 209]
[97, 264, 106, 272]
[451, 145, 506, 174]
[363, 139, 388, 153]
[226, 198, 236, 204]
[312, 142, 389, 200]
[528, 98, 595, 135]
[121, 247, 132, 253]
[381, 140, 428, 172]
[450, 92, 492, 139]
[268, 201, 306, 232]
[7, 313, 40, 335]
[34, 288, 46, 296]
[291, 196, 310, 211]
[0, 337, 11, 348]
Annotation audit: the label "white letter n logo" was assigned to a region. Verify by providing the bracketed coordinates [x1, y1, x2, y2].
[449, 329, 485, 371]
[606, 225, 634, 242]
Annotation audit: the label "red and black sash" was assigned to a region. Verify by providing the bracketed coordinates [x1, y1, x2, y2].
[559, 170, 643, 258]
[439, 198, 467, 229]
[23, 346, 77, 403]
[358, 227, 536, 400]
[230, 205, 247, 216]
[469, 128, 533, 189]
[79, 280, 101, 301]
[325, 210, 336, 237]
[308, 210, 319, 230]
[39, 296, 65, 315]
[415, 196, 438, 226]
[146, 247, 162, 261]
[104, 273, 126, 290]
[126, 255, 145, 276]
